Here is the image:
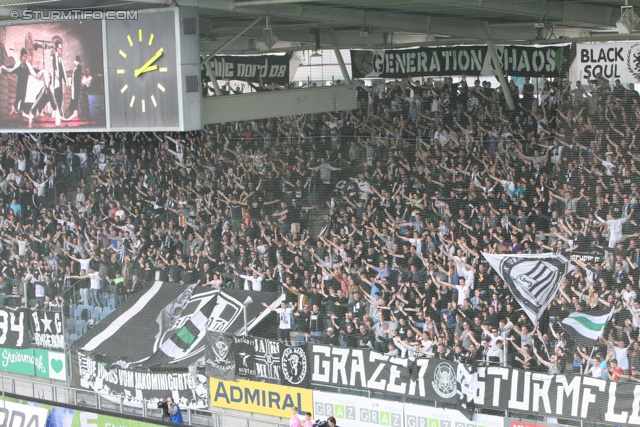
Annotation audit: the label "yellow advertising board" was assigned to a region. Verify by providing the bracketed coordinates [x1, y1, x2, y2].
[209, 378, 313, 418]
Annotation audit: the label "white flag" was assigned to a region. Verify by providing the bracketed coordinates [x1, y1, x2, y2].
[482, 253, 573, 325]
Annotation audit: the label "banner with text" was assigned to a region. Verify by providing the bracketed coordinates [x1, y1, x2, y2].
[205, 333, 310, 388]
[76, 352, 208, 410]
[576, 42, 640, 84]
[0, 347, 35, 376]
[0, 347, 65, 380]
[0, 308, 28, 348]
[29, 311, 65, 350]
[351, 45, 571, 79]
[313, 390, 404, 427]
[209, 378, 312, 418]
[570, 251, 604, 265]
[209, 55, 290, 85]
[309, 345, 640, 425]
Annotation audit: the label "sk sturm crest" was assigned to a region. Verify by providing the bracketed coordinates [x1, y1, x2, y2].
[627, 43, 640, 82]
[432, 362, 458, 399]
[482, 253, 573, 325]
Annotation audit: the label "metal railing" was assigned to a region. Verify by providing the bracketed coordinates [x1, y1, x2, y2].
[0, 374, 290, 427]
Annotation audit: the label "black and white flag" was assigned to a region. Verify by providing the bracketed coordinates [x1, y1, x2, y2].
[483, 253, 573, 325]
[205, 332, 236, 380]
[456, 363, 477, 421]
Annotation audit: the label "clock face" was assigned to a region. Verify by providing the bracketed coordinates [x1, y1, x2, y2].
[106, 12, 179, 128]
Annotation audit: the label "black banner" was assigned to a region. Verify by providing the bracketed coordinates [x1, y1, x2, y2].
[208, 55, 290, 85]
[0, 308, 28, 349]
[73, 283, 281, 409]
[29, 311, 64, 350]
[351, 45, 573, 79]
[309, 345, 640, 425]
[280, 343, 309, 388]
[206, 333, 310, 388]
[205, 332, 236, 380]
[76, 352, 208, 410]
[570, 251, 604, 264]
[74, 283, 280, 369]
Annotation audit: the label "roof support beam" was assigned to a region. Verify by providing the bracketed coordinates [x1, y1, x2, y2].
[202, 1, 541, 40]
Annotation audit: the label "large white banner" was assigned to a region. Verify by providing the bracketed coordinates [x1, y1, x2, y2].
[313, 390, 404, 427]
[404, 404, 503, 427]
[576, 42, 640, 84]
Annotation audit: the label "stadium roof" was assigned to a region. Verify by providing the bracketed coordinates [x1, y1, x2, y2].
[0, 0, 639, 54]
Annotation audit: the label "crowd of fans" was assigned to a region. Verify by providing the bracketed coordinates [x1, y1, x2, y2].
[1, 72, 640, 383]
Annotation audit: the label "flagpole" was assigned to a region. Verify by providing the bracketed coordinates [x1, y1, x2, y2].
[584, 306, 615, 371]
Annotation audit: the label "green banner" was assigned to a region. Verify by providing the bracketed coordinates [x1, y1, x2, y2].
[0, 347, 36, 376]
[0, 347, 66, 381]
[33, 349, 67, 381]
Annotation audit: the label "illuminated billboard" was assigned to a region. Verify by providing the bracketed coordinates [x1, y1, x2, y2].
[0, 21, 105, 129]
[0, 7, 201, 132]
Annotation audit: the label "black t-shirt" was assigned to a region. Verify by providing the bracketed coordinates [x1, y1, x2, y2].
[296, 311, 311, 333]
[287, 205, 301, 223]
[248, 199, 262, 218]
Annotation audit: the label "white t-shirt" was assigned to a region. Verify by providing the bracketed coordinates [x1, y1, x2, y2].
[78, 258, 91, 274]
[605, 217, 626, 247]
[276, 307, 293, 330]
[455, 282, 471, 305]
[88, 272, 101, 290]
[590, 363, 602, 378]
[614, 346, 630, 370]
[240, 275, 263, 291]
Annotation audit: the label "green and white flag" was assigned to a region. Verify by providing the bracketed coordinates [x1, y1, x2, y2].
[561, 308, 614, 347]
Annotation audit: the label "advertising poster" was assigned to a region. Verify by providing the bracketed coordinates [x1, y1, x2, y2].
[33, 349, 67, 381]
[2, 396, 167, 427]
[404, 404, 503, 427]
[209, 378, 312, 418]
[313, 390, 404, 427]
[0, 347, 36, 376]
[0, 400, 48, 427]
[0, 347, 66, 380]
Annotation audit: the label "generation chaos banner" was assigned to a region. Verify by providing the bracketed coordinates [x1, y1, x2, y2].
[351, 45, 572, 79]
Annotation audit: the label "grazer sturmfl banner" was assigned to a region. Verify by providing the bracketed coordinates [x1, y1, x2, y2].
[576, 42, 640, 84]
[309, 345, 640, 425]
[209, 54, 291, 85]
[350, 45, 572, 79]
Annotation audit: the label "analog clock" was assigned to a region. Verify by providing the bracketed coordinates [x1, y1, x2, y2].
[106, 11, 179, 128]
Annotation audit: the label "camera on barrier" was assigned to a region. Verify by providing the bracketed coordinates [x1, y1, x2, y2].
[313, 420, 329, 427]
[157, 399, 169, 411]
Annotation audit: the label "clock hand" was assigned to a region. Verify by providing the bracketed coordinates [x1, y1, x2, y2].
[136, 65, 158, 75]
[134, 47, 164, 77]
